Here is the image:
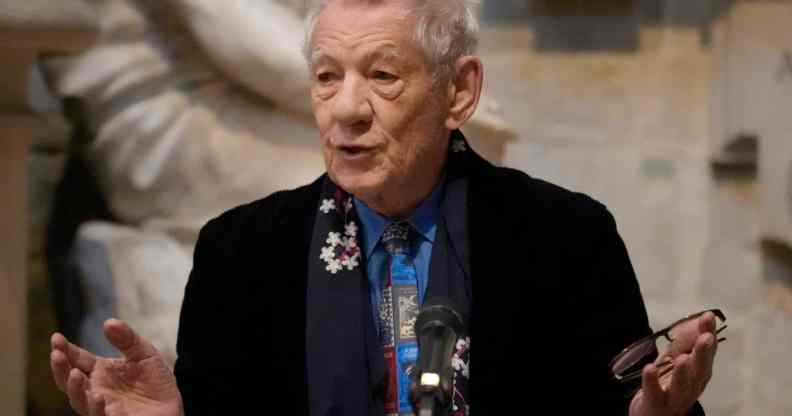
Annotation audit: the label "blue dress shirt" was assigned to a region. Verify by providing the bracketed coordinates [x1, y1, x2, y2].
[354, 183, 445, 326]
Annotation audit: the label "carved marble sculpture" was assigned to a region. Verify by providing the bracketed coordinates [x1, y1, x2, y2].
[43, 0, 322, 363]
[43, 0, 512, 364]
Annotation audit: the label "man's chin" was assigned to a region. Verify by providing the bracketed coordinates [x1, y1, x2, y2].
[329, 172, 383, 201]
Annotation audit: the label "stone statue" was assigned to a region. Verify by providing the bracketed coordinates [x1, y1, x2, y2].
[43, 0, 512, 364]
[43, 0, 323, 363]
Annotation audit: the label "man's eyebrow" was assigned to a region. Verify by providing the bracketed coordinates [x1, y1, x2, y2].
[309, 50, 335, 69]
[309, 45, 406, 71]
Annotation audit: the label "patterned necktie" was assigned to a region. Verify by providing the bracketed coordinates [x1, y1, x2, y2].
[379, 221, 420, 415]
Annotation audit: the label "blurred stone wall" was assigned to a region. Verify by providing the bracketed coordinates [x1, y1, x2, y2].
[478, 0, 792, 415]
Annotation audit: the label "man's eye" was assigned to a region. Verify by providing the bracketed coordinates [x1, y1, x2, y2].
[372, 70, 397, 82]
[317, 72, 337, 84]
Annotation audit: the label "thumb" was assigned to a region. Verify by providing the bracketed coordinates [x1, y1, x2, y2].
[103, 319, 160, 362]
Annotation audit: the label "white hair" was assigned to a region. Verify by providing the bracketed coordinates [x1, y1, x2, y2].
[303, 0, 480, 81]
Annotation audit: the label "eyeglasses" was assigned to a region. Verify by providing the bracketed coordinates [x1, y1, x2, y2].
[610, 309, 727, 383]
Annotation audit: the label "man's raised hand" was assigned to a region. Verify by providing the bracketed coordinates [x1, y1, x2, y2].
[50, 319, 183, 416]
[629, 311, 719, 416]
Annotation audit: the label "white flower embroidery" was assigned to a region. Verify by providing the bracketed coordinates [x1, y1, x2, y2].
[326, 232, 342, 247]
[342, 253, 360, 270]
[320, 215, 362, 276]
[326, 258, 343, 274]
[319, 246, 335, 262]
[340, 228, 361, 271]
[344, 198, 354, 213]
[344, 222, 358, 237]
[319, 199, 336, 214]
[451, 140, 467, 153]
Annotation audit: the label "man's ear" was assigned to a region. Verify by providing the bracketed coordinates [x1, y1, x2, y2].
[445, 56, 483, 131]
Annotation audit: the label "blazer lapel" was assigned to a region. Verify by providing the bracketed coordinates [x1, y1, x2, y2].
[462, 134, 531, 411]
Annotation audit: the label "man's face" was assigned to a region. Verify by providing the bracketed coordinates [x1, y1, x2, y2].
[309, 1, 451, 212]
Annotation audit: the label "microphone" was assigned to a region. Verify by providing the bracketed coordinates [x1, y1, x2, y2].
[410, 297, 467, 416]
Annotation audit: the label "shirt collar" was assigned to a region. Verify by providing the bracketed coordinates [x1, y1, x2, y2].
[354, 180, 444, 258]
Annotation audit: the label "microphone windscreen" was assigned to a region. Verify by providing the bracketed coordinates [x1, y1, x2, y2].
[415, 297, 466, 337]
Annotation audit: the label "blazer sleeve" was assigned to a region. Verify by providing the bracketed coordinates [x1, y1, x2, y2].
[565, 196, 704, 415]
[172, 183, 317, 415]
[173, 213, 254, 415]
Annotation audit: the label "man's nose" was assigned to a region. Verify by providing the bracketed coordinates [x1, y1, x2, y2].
[332, 75, 373, 126]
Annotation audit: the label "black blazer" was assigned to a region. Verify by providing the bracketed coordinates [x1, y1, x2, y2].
[174, 147, 704, 415]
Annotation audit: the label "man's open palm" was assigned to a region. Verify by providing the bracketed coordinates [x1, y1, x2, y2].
[50, 319, 183, 416]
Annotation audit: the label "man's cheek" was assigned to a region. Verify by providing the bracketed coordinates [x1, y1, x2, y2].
[321, 143, 335, 169]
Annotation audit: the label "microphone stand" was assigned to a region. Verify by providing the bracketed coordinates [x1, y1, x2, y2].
[417, 395, 436, 416]
[413, 373, 451, 416]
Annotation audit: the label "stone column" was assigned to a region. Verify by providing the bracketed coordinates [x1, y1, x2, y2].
[0, 118, 35, 416]
[0, 2, 96, 415]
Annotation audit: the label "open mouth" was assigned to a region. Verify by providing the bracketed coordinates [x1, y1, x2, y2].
[339, 145, 375, 157]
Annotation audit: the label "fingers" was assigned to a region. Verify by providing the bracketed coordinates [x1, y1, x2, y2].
[698, 312, 717, 335]
[52, 333, 98, 374]
[641, 363, 666, 408]
[87, 391, 107, 416]
[67, 368, 90, 416]
[636, 313, 721, 415]
[666, 312, 718, 359]
[669, 351, 711, 416]
[691, 332, 717, 389]
[670, 353, 693, 397]
[652, 335, 717, 414]
[103, 319, 159, 363]
[51, 332, 97, 394]
[51, 349, 71, 392]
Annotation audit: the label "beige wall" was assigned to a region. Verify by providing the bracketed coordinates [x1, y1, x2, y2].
[478, 1, 792, 414]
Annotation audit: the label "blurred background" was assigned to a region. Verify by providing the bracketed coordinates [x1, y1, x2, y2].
[2, 0, 791, 415]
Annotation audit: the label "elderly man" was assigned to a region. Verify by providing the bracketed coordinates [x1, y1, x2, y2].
[50, 0, 720, 415]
